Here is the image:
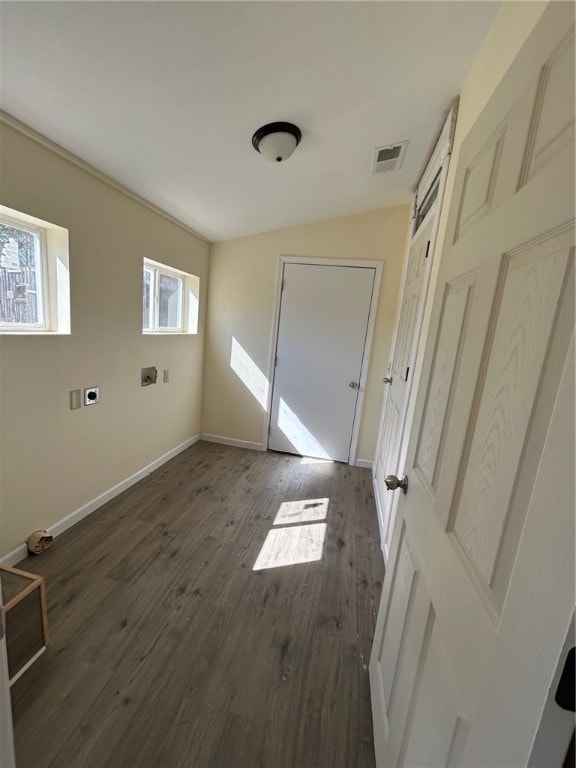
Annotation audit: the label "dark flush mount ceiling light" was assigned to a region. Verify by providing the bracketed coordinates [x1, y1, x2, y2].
[252, 122, 302, 163]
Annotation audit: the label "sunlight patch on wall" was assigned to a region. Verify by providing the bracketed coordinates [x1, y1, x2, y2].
[230, 337, 269, 410]
[187, 290, 199, 334]
[273, 498, 329, 526]
[253, 523, 326, 571]
[278, 398, 329, 459]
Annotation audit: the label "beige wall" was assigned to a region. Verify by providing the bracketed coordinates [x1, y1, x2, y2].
[202, 206, 411, 462]
[0, 123, 209, 557]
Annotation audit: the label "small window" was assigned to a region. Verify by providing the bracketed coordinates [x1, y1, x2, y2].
[0, 206, 70, 335]
[0, 218, 46, 328]
[143, 258, 199, 334]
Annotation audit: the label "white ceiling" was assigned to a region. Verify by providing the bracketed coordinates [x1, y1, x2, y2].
[0, 1, 501, 241]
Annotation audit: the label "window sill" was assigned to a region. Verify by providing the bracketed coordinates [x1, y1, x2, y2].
[0, 330, 71, 336]
[142, 331, 197, 336]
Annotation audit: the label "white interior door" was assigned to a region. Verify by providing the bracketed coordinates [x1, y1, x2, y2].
[269, 262, 376, 462]
[370, 6, 574, 767]
[373, 108, 455, 562]
[374, 214, 434, 557]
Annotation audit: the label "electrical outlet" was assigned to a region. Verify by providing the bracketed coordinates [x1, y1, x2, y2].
[163, 369, 170, 383]
[84, 386, 99, 405]
[70, 389, 82, 410]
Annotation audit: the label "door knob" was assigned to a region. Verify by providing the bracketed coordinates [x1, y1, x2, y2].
[349, 381, 359, 389]
[384, 474, 408, 494]
[383, 376, 393, 384]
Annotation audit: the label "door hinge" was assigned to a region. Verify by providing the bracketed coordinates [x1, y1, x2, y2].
[405, 366, 410, 381]
[425, 240, 431, 258]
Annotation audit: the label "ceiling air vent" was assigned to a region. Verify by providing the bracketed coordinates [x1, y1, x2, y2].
[372, 140, 408, 174]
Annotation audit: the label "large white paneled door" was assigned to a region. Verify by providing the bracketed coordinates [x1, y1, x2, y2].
[268, 261, 378, 463]
[370, 6, 574, 768]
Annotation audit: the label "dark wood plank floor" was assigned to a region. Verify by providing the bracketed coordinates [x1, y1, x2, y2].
[10, 442, 384, 768]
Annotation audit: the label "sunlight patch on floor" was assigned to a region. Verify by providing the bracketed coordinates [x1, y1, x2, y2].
[273, 498, 329, 526]
[230, 336, 269, 410]
[252, 523, 327, 571]
[300, 456, 334, 465]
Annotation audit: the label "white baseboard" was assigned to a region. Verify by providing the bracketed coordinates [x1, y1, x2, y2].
[1, 544, 29, 568]
[355, 458, 373, 470]
[200, 433, 265, 452]
[383, 541, 391, 565]
[0, 434, 201, 567]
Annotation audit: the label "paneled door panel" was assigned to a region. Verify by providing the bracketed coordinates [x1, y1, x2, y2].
[448, 238, 571, 588]
[370, 7, 575, 767]
[413, 270, 476, 497]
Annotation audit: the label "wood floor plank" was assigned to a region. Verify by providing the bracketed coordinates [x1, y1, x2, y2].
[10, 442, 384, 768]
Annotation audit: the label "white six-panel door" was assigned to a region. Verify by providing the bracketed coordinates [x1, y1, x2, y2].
[373, 215, 435, 558]
[269, 261, 377, 462]
[373, 107, 455, 562]
[370, 5, 575, 767]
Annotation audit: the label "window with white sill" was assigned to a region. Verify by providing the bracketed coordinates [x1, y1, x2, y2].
[143, 258, 199, 334]
[0, 206, 70, 334]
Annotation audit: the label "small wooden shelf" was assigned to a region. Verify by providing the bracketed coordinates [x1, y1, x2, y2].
[0, 564, 48, 685]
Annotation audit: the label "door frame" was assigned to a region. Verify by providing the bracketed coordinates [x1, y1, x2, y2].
[263, 256, 383, 465]
[373, 104, 457, 561]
